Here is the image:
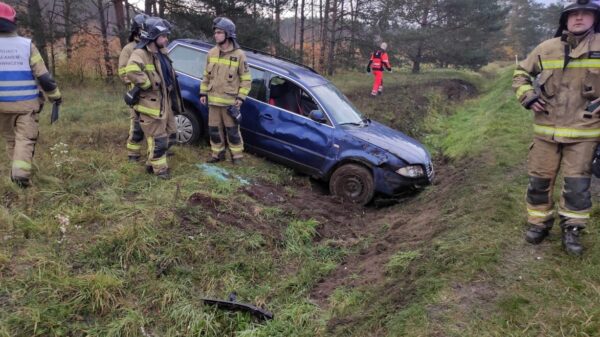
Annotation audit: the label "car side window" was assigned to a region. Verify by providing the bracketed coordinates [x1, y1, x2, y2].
[169, 45, 206, 79]
[267, 76, 319, 118]
[248, 67, 267, 102]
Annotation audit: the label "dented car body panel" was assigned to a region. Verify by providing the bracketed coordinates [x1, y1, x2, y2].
[169, 39, 434, 197]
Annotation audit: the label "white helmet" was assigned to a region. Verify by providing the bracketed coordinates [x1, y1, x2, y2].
[380, 42, 388, 50]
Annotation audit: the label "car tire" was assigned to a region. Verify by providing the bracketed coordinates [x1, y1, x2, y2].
[329, 163, 375, 205]
[175, 109, 202, 145]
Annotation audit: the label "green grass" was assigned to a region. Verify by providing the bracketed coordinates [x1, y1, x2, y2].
[2, 69, 599, 336]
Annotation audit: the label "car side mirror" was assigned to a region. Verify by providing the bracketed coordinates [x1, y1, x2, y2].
[308, 110, 327, 123]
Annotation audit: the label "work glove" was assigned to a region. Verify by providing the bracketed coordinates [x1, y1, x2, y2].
[366, 65, 371, 73]
[520, 91, 541, 109]
[227, 104, 242, 125]
[124, 86, 141, 107]
[386, 67, 392, 73]
[593, 144, 600, 178]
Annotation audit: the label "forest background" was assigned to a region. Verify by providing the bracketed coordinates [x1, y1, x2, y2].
[4, 0, 566, 80]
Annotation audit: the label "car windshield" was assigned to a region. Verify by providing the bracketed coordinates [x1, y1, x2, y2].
[311, 83, 365, 126]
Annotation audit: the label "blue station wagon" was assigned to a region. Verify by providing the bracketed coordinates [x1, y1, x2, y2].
[168, 39, 434, 205]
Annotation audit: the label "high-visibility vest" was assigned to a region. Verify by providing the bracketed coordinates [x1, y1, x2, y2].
[0, 36, 38, 103]
[370, 49, 390, 71]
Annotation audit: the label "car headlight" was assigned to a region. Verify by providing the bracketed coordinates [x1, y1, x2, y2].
[396, 165, 425, 178]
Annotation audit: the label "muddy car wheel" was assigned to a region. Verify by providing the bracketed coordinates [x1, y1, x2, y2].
[176, 110, 201, 145]
[329, 164, 375, 205]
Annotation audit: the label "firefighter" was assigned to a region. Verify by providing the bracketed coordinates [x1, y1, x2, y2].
[0, 1, 61, 188]
[513, 0, 600, 256]
[199, 17, 252, 164]
[118, 13, 148, 162]
[366, 42, 392, 96]
[125, 17, 183, 179]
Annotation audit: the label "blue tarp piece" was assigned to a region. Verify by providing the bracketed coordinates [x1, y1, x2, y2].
[196, 163, 250, 185]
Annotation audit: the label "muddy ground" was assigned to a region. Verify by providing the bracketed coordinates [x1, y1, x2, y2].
[181, 79, 478, 309]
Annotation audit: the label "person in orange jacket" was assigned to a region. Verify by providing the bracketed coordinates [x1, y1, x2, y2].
[366, 42, 391, 96]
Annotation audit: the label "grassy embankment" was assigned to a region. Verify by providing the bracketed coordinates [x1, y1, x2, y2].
[1, 68, 599, 336]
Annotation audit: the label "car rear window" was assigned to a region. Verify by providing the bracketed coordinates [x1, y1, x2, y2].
[169, 45, 206, 79]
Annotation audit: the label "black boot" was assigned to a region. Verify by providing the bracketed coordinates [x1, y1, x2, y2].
[562, 226, 584, 256]
[156, 168, 171, 180]
[525, 224, 551, 244]
[145, 165, 154, 174]
[207, 152, 225, 164]
[11, 176, 31, 189]
[128, 155, 141, 163]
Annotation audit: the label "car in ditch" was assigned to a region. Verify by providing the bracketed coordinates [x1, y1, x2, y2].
[168, 39, 434, 205]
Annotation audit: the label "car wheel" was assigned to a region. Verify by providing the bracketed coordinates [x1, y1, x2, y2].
[329, 163, 375, 205]
[176, 110, 201, 145]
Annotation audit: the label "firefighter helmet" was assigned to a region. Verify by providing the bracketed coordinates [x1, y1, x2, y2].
[555, 0, 600, 37]
[129, 13, 149, 42]
[138, 17, 171, 47]
[213, 17, 237, 40]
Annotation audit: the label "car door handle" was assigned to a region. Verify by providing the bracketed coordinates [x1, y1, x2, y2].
[261, 114, 273, 120]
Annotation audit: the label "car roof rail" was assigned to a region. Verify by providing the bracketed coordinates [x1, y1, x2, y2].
[176, 39, 319, 74]
[240, 45, 319, 74]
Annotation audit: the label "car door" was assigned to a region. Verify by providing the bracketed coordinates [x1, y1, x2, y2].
[249, 75, 335, 176]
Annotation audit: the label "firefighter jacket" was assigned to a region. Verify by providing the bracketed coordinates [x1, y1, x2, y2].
[0, 32, 61, 114]
[368, 49, 391, 71]
[513, 30, 600, 143]
[118, 40, 137, 86]
[199, 44, 252, 107]
[125, 43, 183, 119]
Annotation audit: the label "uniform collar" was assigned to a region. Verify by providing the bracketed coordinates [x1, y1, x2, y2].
[218, 42, 235, 54]
[567, 30, 595, 59]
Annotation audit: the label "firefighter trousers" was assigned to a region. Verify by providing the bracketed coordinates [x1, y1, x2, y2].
[526, 138, 598, 228]
[139, 114, 169, 175]
[126, 109, 144, 157]
[0, 111, 39, 180]
[208, 105, 243, 159]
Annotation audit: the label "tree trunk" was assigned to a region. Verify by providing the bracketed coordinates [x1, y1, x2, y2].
[293, 0, 298, 50]
[28, 0, 48, 64]
[275, 0, 282, 55]
[319, 0, 330, 72]
[113, 0, 126, 47]
[326, 0, 337, 75]
[96, 0, 114, 81]
[312, 0, 316, 68]
[412, 1, 431, 74]
[299, 0, 306, 63]
[144, 0, 153, 14]
[63, 0, 73, 60]
[158, 0, 166, 16]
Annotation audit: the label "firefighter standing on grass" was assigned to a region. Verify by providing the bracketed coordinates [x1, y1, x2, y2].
[366, 42, 391, 96]
[125, 17, 183, 179]
[513, 0, 600, 256]
[199, 17, 251, 164]
[118, 13, 148, 162]
[0, 1, 61, 188]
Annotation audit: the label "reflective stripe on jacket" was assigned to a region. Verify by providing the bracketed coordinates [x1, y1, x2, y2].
[369, 49, 390, 71]
[0, 32, 60, 114]
[118, 41, 137, 86]
[513, 31, 600, 142]
[199, 45, 252, 107]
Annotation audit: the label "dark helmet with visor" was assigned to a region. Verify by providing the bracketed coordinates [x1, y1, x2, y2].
[213, 17, 239, 48]
[137, 17, 172, 48]
[555, 0, 600, 37]
[129, 13, 149, 42]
